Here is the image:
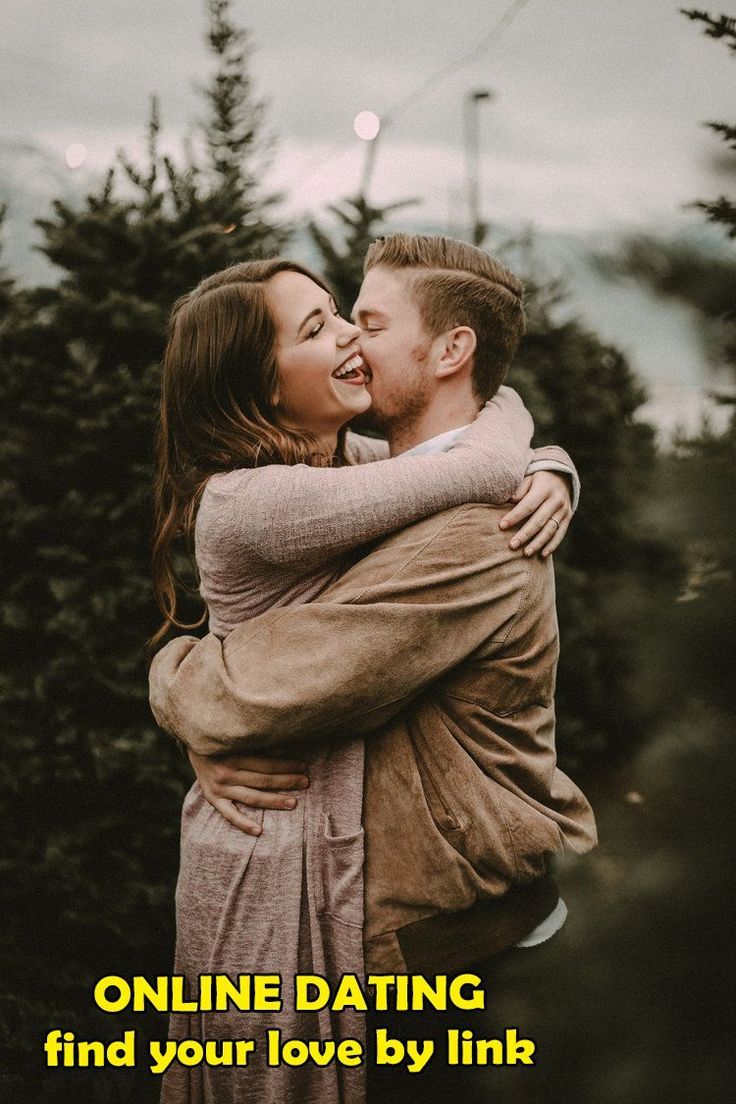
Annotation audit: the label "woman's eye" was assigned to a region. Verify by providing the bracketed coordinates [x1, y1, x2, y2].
[308, 321, 325, 339]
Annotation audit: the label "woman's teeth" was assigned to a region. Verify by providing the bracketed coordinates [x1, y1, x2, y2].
[333, 355, 363, 379]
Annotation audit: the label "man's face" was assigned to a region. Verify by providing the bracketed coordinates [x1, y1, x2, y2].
[351, 265, 434, 432]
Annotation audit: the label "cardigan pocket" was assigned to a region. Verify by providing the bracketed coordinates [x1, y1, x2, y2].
[316, 816, 365, 929]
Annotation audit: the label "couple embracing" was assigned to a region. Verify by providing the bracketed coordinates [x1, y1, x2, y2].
[149, 233, 597, 1103]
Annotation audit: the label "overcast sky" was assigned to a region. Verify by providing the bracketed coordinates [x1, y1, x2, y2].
[2, 0, 734, 231]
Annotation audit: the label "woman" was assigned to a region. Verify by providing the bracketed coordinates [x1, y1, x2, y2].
[152, 258, 575, 1103]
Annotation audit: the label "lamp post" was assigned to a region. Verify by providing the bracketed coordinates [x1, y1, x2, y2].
[464, 89, 493, 245]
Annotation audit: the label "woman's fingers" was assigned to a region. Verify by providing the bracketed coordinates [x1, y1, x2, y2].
[508, 500, 559, 549]
[500, 471, 572, 553]
[525, 512, 570, 557]
[540, 519, 567, 557]
[499, 482, 538, 528]
[509, 474, 532, 505]
[211, 797, 263, 836]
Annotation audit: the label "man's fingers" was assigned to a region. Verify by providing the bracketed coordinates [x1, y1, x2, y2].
[241, 756, 307, 774]
[211, 764, 308, 790]
[222, 786, 300, 811]
[219, 755, 307, 775]
[212, 797, 263, 836]
[243, 771, 309, 791]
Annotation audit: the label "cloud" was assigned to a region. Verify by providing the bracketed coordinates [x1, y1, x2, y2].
[1, 0, 732, 232]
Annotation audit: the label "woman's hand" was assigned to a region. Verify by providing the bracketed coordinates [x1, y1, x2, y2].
[499, 471, 573, 557]
[188, 749, 309, 835]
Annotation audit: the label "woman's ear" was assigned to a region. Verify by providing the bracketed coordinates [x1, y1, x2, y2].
[434, 326, 477, 379]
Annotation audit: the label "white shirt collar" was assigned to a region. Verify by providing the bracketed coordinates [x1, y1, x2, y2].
[399, 424, 471, 458]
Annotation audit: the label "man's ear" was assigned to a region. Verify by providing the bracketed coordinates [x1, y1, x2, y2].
[433, 326, 476, 379]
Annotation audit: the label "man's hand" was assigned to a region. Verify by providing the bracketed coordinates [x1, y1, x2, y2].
[499, 471, 572, 557]
[188, 749, 309, 835]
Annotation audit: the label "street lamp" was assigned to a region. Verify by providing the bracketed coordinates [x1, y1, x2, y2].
[65, 143, 88, 170]
[353, 111, 381, 202]
[464, 89, 494, 245]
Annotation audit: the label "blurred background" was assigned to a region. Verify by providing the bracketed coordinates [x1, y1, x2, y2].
[0, 2, 733, 1100]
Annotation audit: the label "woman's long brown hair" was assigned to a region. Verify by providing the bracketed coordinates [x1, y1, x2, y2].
[150, 259, 340, 654]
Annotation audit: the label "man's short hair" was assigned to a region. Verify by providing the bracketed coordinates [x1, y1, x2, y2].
[364, 233, 525, 400]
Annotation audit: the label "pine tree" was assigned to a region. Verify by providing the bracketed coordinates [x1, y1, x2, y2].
[309, 194, 417, 309]
[681, 9, 736, 237]
[600, 10, 736, 721]
[655, 9, 736, 711]
[603, 13, 736, 371]
[506, 273, 682, 770]
[203, 0, 276, 214]
[0, 3, 288, 1100]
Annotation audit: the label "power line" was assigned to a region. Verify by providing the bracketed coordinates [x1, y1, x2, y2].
[282, 0, 534, 194]
[383, 0, 532, 126]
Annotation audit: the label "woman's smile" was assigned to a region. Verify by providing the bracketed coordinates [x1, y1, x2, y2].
[332, 350, 366, 384]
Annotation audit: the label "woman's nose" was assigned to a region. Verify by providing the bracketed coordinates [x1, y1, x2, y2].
[337, 317, 361, 344]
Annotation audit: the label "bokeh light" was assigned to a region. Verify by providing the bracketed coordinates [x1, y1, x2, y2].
[64, 143, 88, 169]
[353, 111, 380, 141]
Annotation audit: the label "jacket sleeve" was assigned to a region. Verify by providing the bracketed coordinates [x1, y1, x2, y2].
[149, 504, 533, 756]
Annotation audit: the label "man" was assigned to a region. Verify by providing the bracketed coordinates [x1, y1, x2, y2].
[150, 233, 596, 975]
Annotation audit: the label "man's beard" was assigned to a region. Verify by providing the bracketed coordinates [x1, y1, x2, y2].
[351, 365, 433, 440]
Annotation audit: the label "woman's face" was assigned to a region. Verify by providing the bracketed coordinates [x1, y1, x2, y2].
[265, 271, 371, 441]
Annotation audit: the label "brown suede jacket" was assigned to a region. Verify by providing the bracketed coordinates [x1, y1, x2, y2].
[150, 504, 597, 972]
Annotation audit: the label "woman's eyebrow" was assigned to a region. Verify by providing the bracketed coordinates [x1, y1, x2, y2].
[296, 307, 323, 336]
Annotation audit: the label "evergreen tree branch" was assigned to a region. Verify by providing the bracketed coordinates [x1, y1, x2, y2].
[680, 9, 736, 49]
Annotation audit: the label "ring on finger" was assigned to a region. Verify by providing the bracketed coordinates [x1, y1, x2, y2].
[549, 518, 559, 531]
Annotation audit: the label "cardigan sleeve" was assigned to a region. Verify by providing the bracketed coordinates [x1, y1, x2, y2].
[343, 422, 579, 507]
[199, 385, 534, 567]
